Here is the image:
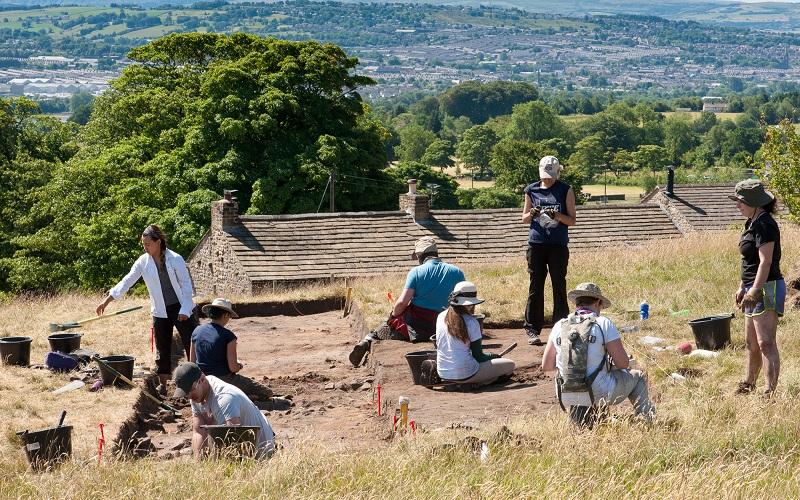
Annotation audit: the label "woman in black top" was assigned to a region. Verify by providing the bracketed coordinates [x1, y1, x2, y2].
[729, 180, 784, 397]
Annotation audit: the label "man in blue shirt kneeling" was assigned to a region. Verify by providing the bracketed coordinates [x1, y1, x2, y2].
[349, 236, 465, 366]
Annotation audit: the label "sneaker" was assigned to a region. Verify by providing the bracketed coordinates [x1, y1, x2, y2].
[734, 381, 755, 395]
[526, 330, 542, 346]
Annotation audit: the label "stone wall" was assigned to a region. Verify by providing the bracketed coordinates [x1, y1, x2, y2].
[187, 231, 253, 297]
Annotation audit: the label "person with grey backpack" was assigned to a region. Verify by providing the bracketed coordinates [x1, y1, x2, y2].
[541, 282, 655, 427]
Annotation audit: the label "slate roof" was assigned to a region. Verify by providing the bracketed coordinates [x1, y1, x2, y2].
[223, 203, 681, 283]
[644, 183, 765, 230]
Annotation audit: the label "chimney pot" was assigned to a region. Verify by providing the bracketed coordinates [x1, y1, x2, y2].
[223, 189, 238, 202]
[407, 179, 417, 195]
[666, 166, 675, 198]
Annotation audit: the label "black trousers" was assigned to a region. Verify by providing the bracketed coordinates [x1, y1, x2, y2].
[524, 243, 570, 334]
[153, 303, 197, 375]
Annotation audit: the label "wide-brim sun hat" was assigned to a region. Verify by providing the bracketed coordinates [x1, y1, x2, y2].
[567, 282, 612, 309]
[201, 298, 239, 318]
[449, 281, 485, 306]
[727, 179, 774, 207]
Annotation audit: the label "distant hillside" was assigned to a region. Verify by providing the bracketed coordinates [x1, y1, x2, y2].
[338, 0, 800, 31]
[5, 0, 800, 31]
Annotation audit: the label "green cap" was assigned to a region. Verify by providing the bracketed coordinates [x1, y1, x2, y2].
[173, 362, 202, 398]
[728, 179, 774, 207]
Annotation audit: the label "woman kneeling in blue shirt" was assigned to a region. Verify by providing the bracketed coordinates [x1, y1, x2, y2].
[190, 298, 273, 401]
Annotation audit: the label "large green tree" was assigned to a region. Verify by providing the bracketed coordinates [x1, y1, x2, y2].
[663, 115, 699, 165]
[760, 120, 799, 220]
[395, 124, 437, 163]
[439, 80, 538, 125]
[420, 139, 454, 171]
[505, 100, 569, 144]
[456, 125, 499, 178]
[0, 97, 79, 291]
[14, 33, 398, 291]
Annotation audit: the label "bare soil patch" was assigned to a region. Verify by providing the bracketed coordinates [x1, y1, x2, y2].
[132, 311, 557, 459]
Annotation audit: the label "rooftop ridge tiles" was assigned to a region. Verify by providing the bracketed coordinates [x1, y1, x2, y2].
[239, 210, 410, 221]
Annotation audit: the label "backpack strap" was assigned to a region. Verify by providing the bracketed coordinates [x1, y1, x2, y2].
[585, 320, 607, 385]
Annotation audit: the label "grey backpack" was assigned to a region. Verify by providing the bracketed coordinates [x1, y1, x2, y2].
[555, 312, 606, 409]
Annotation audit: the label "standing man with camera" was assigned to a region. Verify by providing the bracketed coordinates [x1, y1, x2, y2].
[521, 156, 577, 345]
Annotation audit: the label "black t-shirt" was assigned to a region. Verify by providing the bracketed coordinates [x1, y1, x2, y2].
[739, 213, 782, 285]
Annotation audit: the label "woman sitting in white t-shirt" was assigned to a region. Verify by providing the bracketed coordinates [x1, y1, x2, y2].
[436, 281, 515, 385]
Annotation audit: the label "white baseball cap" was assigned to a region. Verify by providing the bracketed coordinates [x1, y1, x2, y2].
[539, 156, 562, 180]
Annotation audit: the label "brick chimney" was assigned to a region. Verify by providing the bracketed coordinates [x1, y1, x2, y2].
[399, 179, 430, 221]
[211, 189, 240, 232]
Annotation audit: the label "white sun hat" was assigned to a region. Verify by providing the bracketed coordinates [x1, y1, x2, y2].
[449, 281, 485, 306]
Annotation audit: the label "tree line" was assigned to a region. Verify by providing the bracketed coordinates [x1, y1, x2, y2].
[376, 78, 790, 210]
[1, 32, 796, 294]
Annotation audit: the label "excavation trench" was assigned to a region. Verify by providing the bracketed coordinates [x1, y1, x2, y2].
[114, 297, 556, 459]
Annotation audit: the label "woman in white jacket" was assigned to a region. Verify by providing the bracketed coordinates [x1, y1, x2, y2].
[97, 225, 197, 394]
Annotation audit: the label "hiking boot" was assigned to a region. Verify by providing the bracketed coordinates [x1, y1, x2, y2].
[348, 340, 370, 367]
[734, 381, 755, 395]
[525, 330, 542, 346]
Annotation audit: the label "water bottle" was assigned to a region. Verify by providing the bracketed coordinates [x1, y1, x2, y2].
[640, 301, 649, 320]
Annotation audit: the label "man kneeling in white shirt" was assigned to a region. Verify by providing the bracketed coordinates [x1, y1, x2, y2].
[173, 362, 275, 459]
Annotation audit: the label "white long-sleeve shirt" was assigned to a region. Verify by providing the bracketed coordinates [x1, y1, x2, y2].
[108, 248, 195, 318]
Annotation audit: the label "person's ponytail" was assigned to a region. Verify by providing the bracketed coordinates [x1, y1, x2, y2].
[444, 305, 471, 344]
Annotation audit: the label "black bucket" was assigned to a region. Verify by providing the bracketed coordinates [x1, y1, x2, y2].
[405, 350, 437, 385]
[17, 425, 72, 471]
[47, 332, 82, 353]
[96, 355, 135, 386]
[689, 314, 733, 350]
[0, 336, 33, 366]
[202, 425, 260, 458]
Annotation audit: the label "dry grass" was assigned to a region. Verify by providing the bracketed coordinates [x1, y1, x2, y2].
[0, 294, 152, 458]
[2, 225, 800, 497]
[582, 183, 645, 198]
